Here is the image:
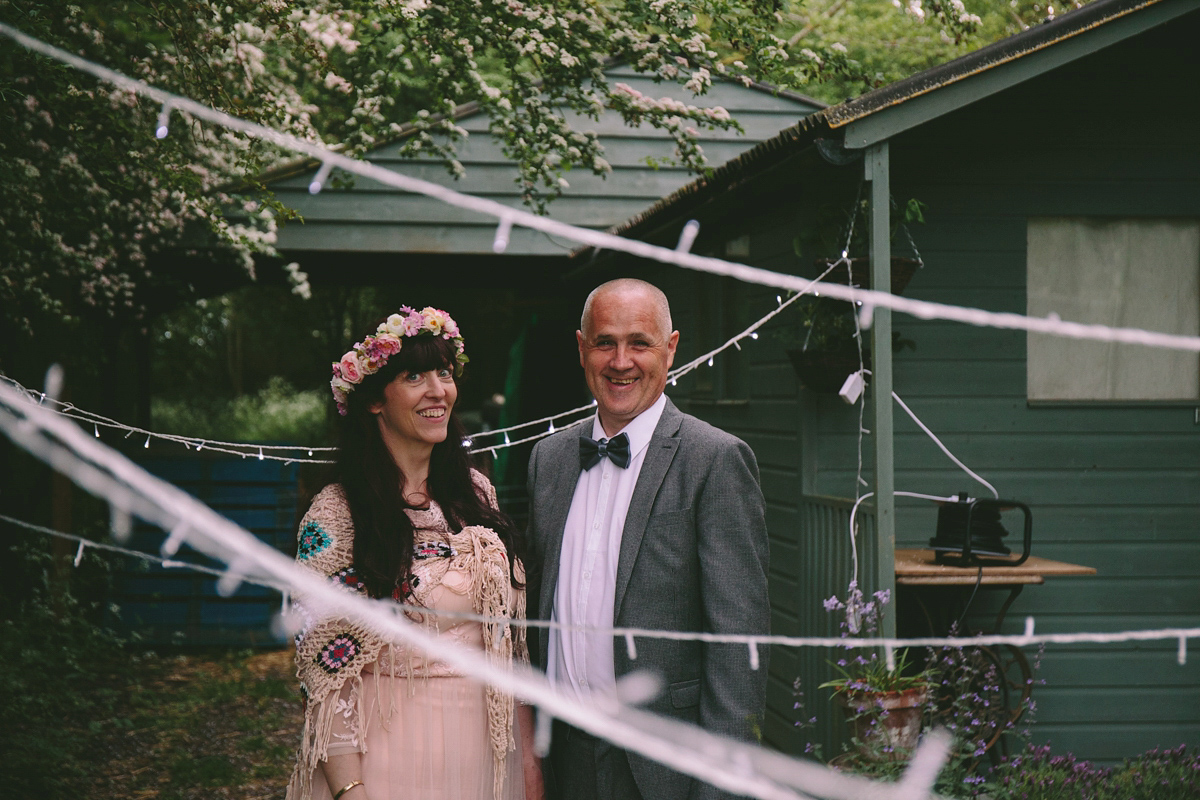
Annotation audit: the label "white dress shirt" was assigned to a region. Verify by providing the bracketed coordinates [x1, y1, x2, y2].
[548, 393, 667, 702]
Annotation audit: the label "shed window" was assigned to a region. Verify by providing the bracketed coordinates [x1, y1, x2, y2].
[1026, 218, 1200, 402]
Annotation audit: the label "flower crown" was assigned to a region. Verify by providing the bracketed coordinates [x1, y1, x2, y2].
[330, 306, 467, 416]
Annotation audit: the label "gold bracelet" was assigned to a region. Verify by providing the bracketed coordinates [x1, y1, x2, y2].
[333, 780, 364, 800]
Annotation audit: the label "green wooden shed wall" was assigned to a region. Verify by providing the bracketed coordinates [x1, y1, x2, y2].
[584, 0, 1200, 764]
[266, 65, 822, 265]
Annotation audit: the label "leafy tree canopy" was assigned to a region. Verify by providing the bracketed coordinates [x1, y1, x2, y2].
[0, 0, 1082, 349]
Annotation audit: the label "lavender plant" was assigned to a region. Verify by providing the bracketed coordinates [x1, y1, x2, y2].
[819, 582, 928, 695]
[991, 744, 1200, 800]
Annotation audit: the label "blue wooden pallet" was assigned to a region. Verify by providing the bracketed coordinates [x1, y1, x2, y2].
[111, 454, 298, 647]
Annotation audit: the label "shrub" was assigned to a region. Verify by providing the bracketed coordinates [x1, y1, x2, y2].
[990, 743, 1200, 800]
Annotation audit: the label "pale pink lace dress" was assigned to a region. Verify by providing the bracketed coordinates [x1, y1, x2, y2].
[310, 503, 527, 800]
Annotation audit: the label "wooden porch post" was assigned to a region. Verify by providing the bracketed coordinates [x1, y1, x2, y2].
[865, 142, 897, 638]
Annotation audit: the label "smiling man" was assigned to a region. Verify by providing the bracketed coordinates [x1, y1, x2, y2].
[527, 278, 770, 800]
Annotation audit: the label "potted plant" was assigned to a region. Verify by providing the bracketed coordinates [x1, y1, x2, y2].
[820, 583, 930, 762]
[793, 197, 926, 294]
[779, 295, 915, 394]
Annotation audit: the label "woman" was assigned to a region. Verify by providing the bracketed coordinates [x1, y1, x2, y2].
[286, 306, 540, 800]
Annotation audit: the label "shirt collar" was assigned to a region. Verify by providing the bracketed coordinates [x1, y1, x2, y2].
[590, 393, 667, 460]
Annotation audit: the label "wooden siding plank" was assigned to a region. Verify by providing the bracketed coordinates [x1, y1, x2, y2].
[817, 469, 1200, 505]
[820, 432, 1200, 470]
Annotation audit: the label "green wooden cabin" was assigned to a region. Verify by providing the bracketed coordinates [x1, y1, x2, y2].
[578, 0, 1200, 763]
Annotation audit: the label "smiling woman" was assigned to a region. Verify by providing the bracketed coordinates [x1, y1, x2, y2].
[286, 307, 540, 800]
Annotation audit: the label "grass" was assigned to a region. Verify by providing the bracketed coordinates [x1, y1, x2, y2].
[3, 620, 301, 800]
[92, 649, 300, 800]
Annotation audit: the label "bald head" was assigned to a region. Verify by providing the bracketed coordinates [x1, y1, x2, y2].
[581, 279, 673, 339]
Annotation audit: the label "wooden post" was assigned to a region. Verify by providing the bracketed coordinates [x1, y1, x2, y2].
[865, 142, 897, 638]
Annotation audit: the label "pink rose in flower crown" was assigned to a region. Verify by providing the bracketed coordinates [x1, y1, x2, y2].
[339, 352, 365, 384]
[362, 334, 403, 370]
[373, 333, 403, 356]
[402, 311, 425, 336]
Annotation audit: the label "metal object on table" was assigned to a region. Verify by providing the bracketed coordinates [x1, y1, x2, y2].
[928, 495, 1033, 566]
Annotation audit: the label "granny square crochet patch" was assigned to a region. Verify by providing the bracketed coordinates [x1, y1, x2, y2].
[298, 521, 333, 560]
[315, 632, 363, 674]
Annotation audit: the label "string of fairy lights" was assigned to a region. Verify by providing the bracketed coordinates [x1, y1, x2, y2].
[7, 510, 1194, 671]
[0, 257, 838, 464]
[4, 21, 1200, 794]
[0, 377, 957, 800]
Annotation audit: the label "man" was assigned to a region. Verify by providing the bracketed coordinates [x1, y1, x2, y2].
[526, 278, 770, 800]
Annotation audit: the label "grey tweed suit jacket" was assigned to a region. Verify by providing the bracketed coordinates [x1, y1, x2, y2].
[526, 397, 770, 800]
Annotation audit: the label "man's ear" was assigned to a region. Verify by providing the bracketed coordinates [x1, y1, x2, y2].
[577, 330, 586, 368]
[666, 330, 680, 367]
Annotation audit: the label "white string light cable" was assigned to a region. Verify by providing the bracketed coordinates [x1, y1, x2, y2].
[891, 391, 998, 500]
[0, 377, 959, 800]
[0, 375, 337, 464]
[844, 391, 1002, 589]
[1, 255, 837, 464]
[471, 255, 849, 457]
[4, 23, 1198, 356]
[5, 502, 1197, 672]
[5, 23, 1200, 480]
[0, 512, 254, 581]
[3, 25, 1196, 660]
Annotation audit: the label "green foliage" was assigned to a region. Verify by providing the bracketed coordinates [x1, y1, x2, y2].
[989, 744, 1200, 800]
[782, 0, 1094, 105]
[152, 375, 327, 444]
[0, 542, 127, 798]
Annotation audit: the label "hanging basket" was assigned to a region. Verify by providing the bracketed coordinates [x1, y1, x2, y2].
[786, 349, 871, 394]
[813, 257, 922, 295]
[837, 685, 929, 762]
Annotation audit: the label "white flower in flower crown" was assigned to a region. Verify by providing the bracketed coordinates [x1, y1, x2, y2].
[383, 313, 407, 336]
[422, 307, 451, 335]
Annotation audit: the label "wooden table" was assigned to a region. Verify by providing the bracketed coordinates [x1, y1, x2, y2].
[894, 548, 1096, 758]
[895, 548, 1097, 586]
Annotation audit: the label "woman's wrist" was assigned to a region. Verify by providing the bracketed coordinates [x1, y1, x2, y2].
[333, 779, 365, 800]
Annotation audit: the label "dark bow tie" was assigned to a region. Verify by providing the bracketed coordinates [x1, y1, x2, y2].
[579, 432, 631, 470]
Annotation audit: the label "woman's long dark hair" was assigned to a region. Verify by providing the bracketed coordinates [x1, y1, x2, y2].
[336, 334, 524, 599]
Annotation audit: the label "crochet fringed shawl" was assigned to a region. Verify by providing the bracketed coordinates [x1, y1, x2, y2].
[285, 474, 526, 800]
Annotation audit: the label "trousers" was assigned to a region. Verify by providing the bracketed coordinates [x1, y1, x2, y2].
[548, 719, 645, 800]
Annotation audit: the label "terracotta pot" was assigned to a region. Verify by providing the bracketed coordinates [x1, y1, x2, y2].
[813, 257, 922, 295]
[837, 686, 928, 762]
[786, 349, 871, 394]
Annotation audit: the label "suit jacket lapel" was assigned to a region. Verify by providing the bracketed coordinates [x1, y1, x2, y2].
[537, 425, 586, 623]
[614, 398, 682, 620]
